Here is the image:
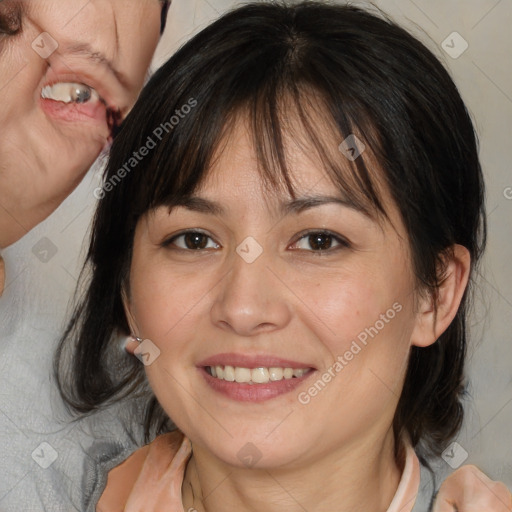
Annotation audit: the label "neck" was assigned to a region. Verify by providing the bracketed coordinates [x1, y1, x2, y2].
[182, 429, 402, 512]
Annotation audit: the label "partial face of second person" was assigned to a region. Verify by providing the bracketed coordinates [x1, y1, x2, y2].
[0, 0, 162, 247]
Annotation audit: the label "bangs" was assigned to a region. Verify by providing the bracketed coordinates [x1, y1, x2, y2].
[241, 82, 389, 221]
[143, 81, 390, 224]
[114, 3, 398, 224]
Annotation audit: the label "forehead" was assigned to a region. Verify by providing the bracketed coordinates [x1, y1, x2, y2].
[22, 0, 162, 27]
[198, 112, 397, 220]
[202, 123, 332, 201]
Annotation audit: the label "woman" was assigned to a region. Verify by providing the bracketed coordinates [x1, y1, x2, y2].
[56, 2, 512, 510]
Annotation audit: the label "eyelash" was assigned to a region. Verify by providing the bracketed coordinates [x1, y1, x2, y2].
[289, 230, 350, 253]
[162, 230, 220, 251]
[162, 229, 350, 253]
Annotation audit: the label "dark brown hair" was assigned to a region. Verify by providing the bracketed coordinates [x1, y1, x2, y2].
[56, 1, 486, 464]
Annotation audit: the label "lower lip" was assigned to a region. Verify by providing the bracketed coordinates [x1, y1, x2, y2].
[40, 97, 108, 127]
[199, 367, 315, 402]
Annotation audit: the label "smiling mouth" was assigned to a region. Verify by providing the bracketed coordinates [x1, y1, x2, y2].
[205, 365, 313, 384]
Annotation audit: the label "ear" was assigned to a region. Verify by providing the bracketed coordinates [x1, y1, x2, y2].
[121, 286, 140, 356]
[410, 244, 471, 348]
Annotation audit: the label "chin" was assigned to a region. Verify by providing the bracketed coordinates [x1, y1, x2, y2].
[204, 434, 308, 471]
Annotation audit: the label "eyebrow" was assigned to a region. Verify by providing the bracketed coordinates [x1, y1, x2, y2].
[282, 195, 372, 217]
[171, 197, 225, 215]
[62, 43, 129, 89]
[172, 195, 373, 218]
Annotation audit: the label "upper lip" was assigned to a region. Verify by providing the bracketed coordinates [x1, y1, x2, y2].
[198, 353, 316, 370]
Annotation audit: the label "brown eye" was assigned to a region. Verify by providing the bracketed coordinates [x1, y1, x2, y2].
[184, 232, 209, 250]
[308, 233, 333, 251]
[290, 231, 349, 252]
[166, 231, 219, 251]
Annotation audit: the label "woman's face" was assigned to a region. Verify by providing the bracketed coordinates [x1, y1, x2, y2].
[127, 118, 425, 469]
[0, 0, 162, 247]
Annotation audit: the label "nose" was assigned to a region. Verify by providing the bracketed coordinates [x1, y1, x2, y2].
[210, 251, 292, 337]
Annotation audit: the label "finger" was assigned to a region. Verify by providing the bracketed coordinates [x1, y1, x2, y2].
[432, 495, 457, 512]
[465, 467, 512, 511]
[432, 502, 457, 512]
[96, 444, 151, 512]
[437, 465, 512, 512]
[166, 436, 192, 474]
[143, 431, 187, 475]
[124, 434, 191, 512]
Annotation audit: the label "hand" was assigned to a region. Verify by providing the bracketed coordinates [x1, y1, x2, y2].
[97, 431, 191, 512]
[433, 465, 512, 512]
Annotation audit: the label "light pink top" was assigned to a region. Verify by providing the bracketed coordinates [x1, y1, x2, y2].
[386, 441, 421, 512]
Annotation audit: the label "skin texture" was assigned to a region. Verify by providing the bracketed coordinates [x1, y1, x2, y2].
[0, 0, 162, 249]
[109, 116, 474, 511]
[435, 466, 512, 512]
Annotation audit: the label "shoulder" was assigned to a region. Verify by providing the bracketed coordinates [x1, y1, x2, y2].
[97, 430, 185, 512]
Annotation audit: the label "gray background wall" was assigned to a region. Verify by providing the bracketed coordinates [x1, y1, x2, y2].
[0, 0, 510, 504]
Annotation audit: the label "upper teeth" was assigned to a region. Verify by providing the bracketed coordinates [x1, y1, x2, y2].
[207, 365, 309, 384]
[41, 83, 99, 104]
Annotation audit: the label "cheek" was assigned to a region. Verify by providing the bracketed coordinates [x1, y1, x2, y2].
[294, 286, 414, 446]
[129, 260, 215, 341]
[0, 42, 42, 116]
[299, 262, 414, 378]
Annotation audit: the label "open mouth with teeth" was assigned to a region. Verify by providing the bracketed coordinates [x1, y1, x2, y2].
[205, 365, 313, 384]
[40, 82, 121, 138]
[42, 82, 100, 104]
